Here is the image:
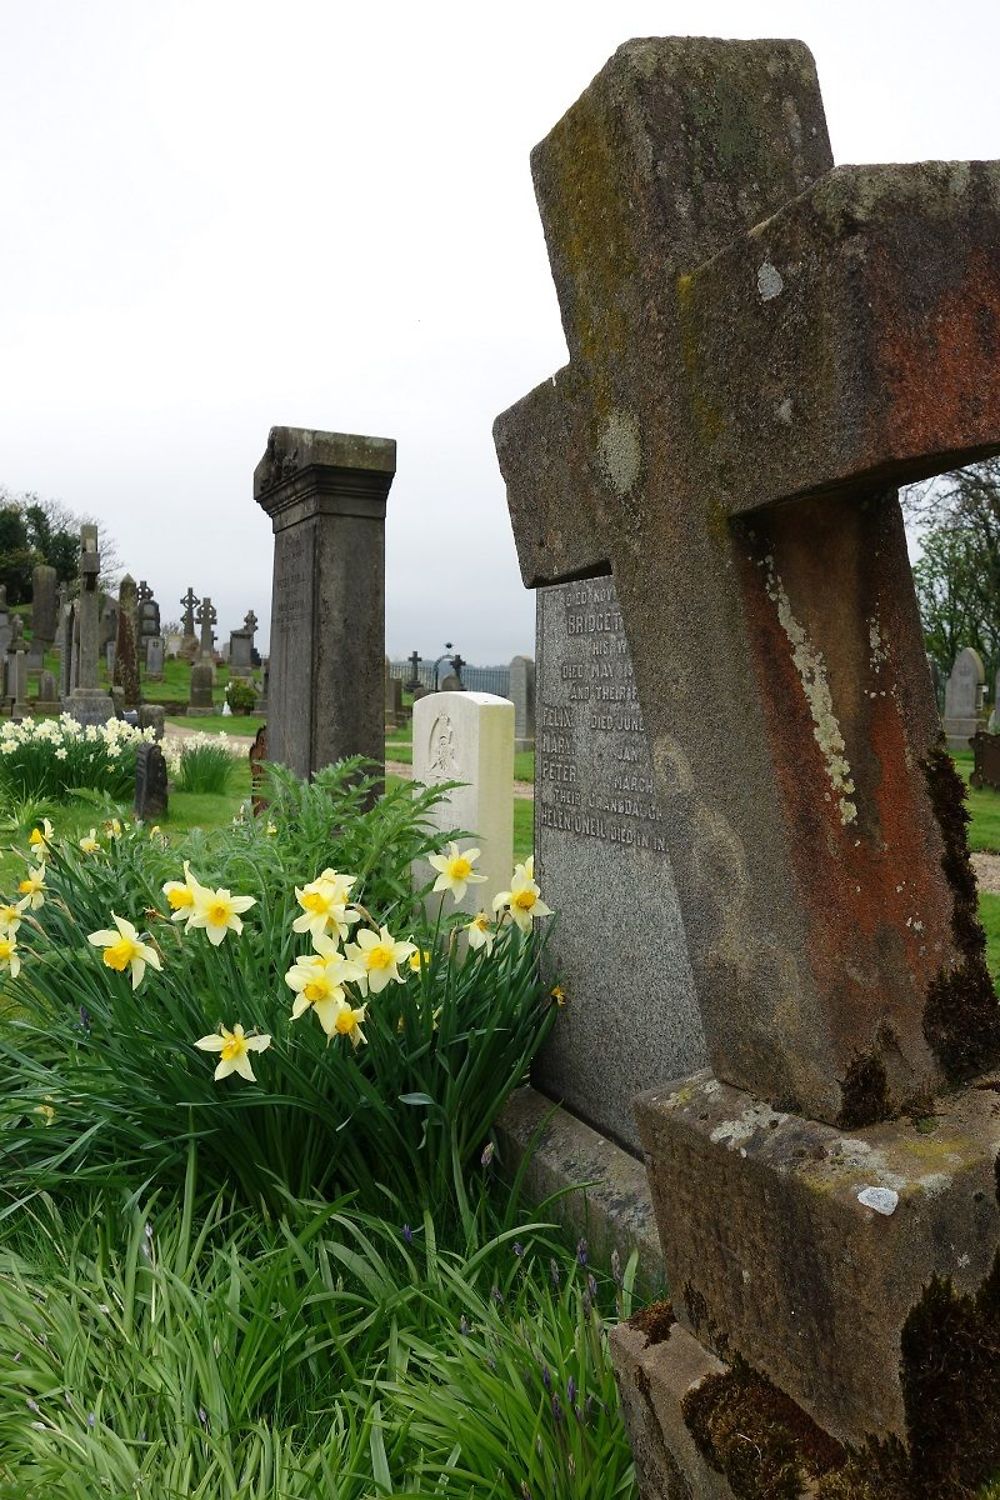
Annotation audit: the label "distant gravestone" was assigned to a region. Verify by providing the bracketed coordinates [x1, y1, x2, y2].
[255, 658, 269, 714]
[189, 660, 215, 716]
[249, 724, 268, 814]
[195, 596, 217, 663]
[29, 564, 57, 667]
[0, 586, 10, 660]
[412, 691, 514, 917]
[145, 635, 165, 679]
[254, 426, 395, 779]
[180, 586, 200, 658]
[534, 579, 703, 1147]
[229, 610, 257, 679]
[137, 581, 160, 640]
[137, 703, 166, 739]
[106, 642, 115, 676]
[36, 670, 59, 711]
[943, 645, 985, 749]
[8, 618, 28, 720]
[134, 742, 168, 820]
[439, 672, 462, 693]
[385, 664, 403, 727]
[508, 654, 535, 751]
[113, 575, 141, 710]
[66, 526, 113, 724]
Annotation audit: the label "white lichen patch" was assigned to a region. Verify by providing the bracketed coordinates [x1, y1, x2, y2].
[709, 1101, 788, 1149]
[775, 396, 794, 425]
[857, 1185, 899, 1216]
[761, 556, 858, 825]
[597, 409, 642, 498]
[757, 261, 784, 300]
[868, 613, 888, 675]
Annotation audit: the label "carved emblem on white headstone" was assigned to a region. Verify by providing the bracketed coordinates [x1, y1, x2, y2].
[427, 714, 459, 781]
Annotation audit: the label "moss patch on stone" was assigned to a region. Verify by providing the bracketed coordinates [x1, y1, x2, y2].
[898, 1252, 1000, 1497]
[837, 1052, 892, 1129]
[921, 745, 1000, 1079]
[682, 1360, 845, 1498]
[629, 1299, 676, 1345]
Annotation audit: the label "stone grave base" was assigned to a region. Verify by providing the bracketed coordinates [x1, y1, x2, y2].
[187, 705, 215, 717]
[614, 1066, 1000, 1494]
[495, 1086, 664, 1291]
[63, 692, 115, 726]
[942, 715, 981, 751]
[32, 700, 61, 716]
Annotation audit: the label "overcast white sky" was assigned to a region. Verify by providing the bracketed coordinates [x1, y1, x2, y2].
[2, 0, 998, 661]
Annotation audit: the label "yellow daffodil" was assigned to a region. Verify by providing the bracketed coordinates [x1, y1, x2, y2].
[466, 912, 496, 955]
[328, 997, 368, 1048]
[103, 818, 123, 839]
[18, 865, 46, 910]
[189, 885, 257, 946]
[149, 825, 162, 838]
[285, 936, 365, 1036]
[265, 822, 277, 836]
[0, 897, 28, 933]
[428, 842, 487, 903]
[88, 915, 162, 990]
[345, 925, 416, 996]
[550, 984, 567, 1007]
[408, 946, 431, 974]
[28, 819, 54, 858]
[493, 856, 553, 934]
[0, 932, 21, 978]
[79, 829, 101, 856]
[292, 869, 359, 941]
[162, 861, 208, 929]
[34, 1101, 55, 1125]
[194, 1022, 271, 1081]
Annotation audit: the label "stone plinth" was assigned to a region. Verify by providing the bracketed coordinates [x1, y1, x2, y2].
[634, 1068, 1000, 1455]
[188, 661, 215, 716]
[509, 653, 535, 751]
[255, 426, 395, 779]
[412, 690, 514, 916]
[534, 579, 704, 1150]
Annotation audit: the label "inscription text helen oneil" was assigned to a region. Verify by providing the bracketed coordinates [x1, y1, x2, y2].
[538, 579, 667, 853]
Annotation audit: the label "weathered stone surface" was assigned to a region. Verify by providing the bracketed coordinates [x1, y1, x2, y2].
[249, 724, 268, 814]
[412, 690, 514, 916]
[36, 670, 58, 709]
[137, 704, 165, 740]
[134, 742, 168, 820]
[145, 635, 165, 679]
[255, 426, 395, 779]
[494, 35, 1000, 1128]
[229, 610, 257, 678]
[635, 1067, 1000, 1451]
[66, 526, 113, 723]
[7, 619, 28, 719]
[610, 1321, 734, 1500]
[384, 669, 403, 728]
[508, 653, 535, 750]
[495, 1086, 664, 1290]
[196, 596, 217, 662]
[113, 575, 141, 710]
[944, 645, 985, 749]
[534, 577, 704, 1150]
[188, 660, 215, 715]
[29, 564, 57, 666]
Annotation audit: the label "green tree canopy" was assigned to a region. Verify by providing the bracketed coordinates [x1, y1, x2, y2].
[0, 489, 120, 603]
[907, 456, 1000, 696]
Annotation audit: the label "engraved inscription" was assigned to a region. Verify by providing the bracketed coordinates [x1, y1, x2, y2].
[426, 713, 460, 782]
[537, 579, 666, 853]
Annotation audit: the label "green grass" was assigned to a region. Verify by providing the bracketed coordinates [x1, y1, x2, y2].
[167, 713, 264, 737]
[953, 749, 1000, 853]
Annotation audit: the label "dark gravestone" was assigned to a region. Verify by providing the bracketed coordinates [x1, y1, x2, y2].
[970, 730, 1000, 790]
[113, 575, 140, 710]
[189, 660, 215, 716]
[249, 725, 268, 815]
[509, 653, 535, 751]
[134, 742, 168, 820]
[255, 427, 395, 778]
[29, 564, 57, 667]
[534, 577, 703, 1149]
[137, 704, 166, 740]
[0, 585, 10, 661]
[496, 33, 1000, 1483]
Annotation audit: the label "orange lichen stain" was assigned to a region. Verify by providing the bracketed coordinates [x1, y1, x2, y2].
[873, 245, 1000, 461]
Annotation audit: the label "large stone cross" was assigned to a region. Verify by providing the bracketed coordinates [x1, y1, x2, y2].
[495, 37, 1000, 1126]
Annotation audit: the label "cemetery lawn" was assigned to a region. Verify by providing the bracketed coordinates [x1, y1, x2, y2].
[167, 713, 264, 737]
[954, 749, 1000, 853]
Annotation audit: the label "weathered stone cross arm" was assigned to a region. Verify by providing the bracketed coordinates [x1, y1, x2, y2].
[498, 158, 1000, 588]
[495, 37, 1000, 1129]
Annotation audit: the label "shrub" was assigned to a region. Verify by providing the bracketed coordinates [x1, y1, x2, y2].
[225, 677, 257, 715]
[166, 732, 242, 794]
[0, 715, 150, 806]
[0, 761, 556, 1217]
